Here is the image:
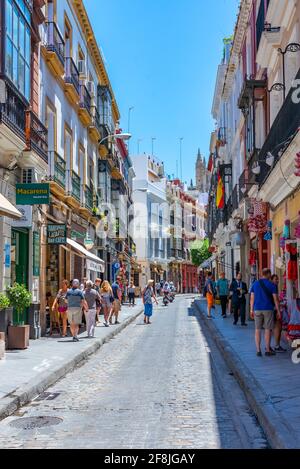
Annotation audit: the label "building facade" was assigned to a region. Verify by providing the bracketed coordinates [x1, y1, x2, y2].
[208, 0, 300, 301]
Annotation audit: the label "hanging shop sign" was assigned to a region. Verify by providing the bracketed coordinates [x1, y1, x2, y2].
[16, 183, 50, 205]
[11, 205, 32, 228]
[47, 224, 67, 245]
[4, 244, 10, 268]
[33, 232, 40, 276]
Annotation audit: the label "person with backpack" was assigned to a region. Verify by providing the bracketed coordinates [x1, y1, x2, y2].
[250, 268, 280, 357]
[216, 272, 229, 318]
[204, 272, 215, 319]
[142, 280, 158, 324]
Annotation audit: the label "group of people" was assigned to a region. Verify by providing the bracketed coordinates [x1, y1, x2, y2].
[204, 269, 286, 356]
[51, 277, 135, 342]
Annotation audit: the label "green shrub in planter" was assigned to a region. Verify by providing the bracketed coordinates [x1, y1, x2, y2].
[0, 293, 10, 310]
[7, 283, 32, 326]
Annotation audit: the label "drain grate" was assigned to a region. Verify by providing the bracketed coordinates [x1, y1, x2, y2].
[9, 416, 63, 430]
[34, 392, 61, 401]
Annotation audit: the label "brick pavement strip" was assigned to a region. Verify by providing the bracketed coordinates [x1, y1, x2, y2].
[0, 303, 144, 422]
[194, 298, 300, 449]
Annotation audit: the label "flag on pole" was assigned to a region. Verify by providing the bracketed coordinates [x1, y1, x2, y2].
[216, 170, 225, 209]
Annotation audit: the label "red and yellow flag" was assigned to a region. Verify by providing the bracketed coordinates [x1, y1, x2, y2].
[216, 170, 225, 209]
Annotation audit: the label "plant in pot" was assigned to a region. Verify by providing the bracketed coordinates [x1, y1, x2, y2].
[0, 292, 13, 350]
[7, 283, 32, 350]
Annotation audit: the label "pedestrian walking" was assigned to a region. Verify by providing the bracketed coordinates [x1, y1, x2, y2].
[271, 274, 286, 352]
[52, 280, 69, 337]
[94, 278, 102, 325]
[100, 280, 114, 327]
[128, 281, 136, 306]
[156, 282, 161, 297]
[250, 268, 281, 357]
[229, 273, 248, 326]
[111, 277, 122, 324]
[66, 279, 88, 342]
[142, 280, 158, 324]
[84, 280, 101, 338]
[216, 272, 229, 318]
[204, 272, 215, 319]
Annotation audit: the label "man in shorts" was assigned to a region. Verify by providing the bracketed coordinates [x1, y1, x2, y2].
[111, 277, 122, 325]
[250, 268, 280, 357]
[67, 279, 88, 342]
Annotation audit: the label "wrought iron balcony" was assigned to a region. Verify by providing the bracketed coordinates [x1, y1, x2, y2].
[71, 171, 81, 201]
[44, 22, 65, 74]
[0, 81, 26, 141]
[84, 185, 94, 211]
[48, 151, 66, 189]
[25, 110, 48, 162]
[254, 66, 300, 188]
[65, 57, 80, 96]
[232, 184, 239, 211]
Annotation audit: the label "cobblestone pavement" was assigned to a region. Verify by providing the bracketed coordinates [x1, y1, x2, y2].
[0, 296, 267, 449]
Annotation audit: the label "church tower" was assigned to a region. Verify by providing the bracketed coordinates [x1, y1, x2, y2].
[195, 149, 208, 192]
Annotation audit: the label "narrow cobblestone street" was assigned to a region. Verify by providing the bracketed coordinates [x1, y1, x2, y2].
[0, 297, 267, 449]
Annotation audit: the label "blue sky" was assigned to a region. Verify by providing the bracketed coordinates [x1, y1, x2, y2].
[85, 0, 240, 184]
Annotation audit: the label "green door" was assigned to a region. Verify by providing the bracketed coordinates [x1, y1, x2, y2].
[11, 229, 29, 323]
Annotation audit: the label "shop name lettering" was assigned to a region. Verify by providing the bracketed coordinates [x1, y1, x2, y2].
[291, 79, 300, 104]
[17, 189, 48, 196]
[291, 340, 300, 364]
[104, 453, 195, 467]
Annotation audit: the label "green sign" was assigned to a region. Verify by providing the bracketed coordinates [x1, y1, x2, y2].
[16, 183, 50, 205]
[47, 224, 67, 245]
[33, 232, 40, 277]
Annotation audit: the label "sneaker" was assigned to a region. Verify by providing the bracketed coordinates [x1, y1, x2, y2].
[104, 322, 109, 327]
[73, 337, 79, 342]
[256, 351, 262, 357]
[265, 350, 276, 356]
[275, 345, 287, 353]
[115, 321, 120, 325]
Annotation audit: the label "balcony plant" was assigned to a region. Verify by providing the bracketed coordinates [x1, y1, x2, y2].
[0, 293, 10, 310]
[7, 283, 32, 350]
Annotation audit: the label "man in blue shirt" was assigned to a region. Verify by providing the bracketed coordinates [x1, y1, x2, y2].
[67, 279, 88, 342]
[216, 272, 229, 318]
[250, 268, 280, 357]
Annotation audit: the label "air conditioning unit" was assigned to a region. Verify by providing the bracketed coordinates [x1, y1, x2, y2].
[87, 81, 95, 97]
[22, 168, 39, 184]
[77, 60, 86, 77]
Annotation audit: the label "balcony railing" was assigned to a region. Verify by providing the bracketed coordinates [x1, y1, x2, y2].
[255, 66, 300, 187]
[84, 185, 94, 211]
[48, 151, 66, 188]
[79, 85, 92, 114]
[71, 171, 81, 201]
[91, 106, 101, 132]
[45, 22, 65, 66]
[232, 184, 239, 211]
[0, 82, 26, 141]
[238, 169, 250, 202]
[65, 57, 80, 95]
[25, 110, 48, 162]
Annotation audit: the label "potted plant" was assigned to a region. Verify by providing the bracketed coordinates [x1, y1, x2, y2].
[0, 292, 13, 350]
[7, 283, 32, 350]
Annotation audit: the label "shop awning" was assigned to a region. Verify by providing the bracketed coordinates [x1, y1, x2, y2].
[0, 193, 22, 219]
[66, 238, 105, 272]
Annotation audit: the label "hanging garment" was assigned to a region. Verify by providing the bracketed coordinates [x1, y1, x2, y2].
[279, 292, 290, 331]
[287, 299, 300, 341]
[249, 249, 256, 266]
[294, 212, 300, 239]
[286, 243, 298, 281]
[283, 220, 290, 239]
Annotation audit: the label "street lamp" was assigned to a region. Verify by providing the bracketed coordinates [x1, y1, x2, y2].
[278, 42, 300, 100]
[98, 133, 132, 146]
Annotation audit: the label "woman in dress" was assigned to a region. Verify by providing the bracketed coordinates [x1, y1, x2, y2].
[142, 280, 158, 324]
[52, 280, 69, 337]
[100, 280, 113, 327]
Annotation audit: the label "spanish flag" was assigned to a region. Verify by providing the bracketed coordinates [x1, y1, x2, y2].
[216, 170, 225, 209]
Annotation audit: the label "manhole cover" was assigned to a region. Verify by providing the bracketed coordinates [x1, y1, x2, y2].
[9, 416, 63, 430]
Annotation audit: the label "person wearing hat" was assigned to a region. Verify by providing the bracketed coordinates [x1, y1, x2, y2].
[142, 280, 158, 324]
[66, 279, 88, 342]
